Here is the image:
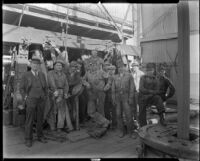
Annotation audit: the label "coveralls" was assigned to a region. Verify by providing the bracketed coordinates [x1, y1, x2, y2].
[47, 70, 73, 130]
[138, 75, 165, 127]
[84, 70, 110, 127]
[112, 72, 136, 136]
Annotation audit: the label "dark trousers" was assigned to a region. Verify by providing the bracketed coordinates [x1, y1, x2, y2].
[138, 94, 165, 127]
[116, 95, 134, 134]
[79, 88, 88, 123]
[25, 97, 45, 140]
[104, 93, 117, 127]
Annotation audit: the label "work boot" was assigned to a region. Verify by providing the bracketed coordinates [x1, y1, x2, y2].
[129, 131, 138, 139]
[25, 140, 32, 147]
[38, 136, 48, 143]
[116, 130, 125, 138]
[101, 120, 110, 128]
[159, 113, 167, 126]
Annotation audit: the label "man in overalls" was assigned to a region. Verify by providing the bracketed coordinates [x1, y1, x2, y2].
[47, 58, 73, 132]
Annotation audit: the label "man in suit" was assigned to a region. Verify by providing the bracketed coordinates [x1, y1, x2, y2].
[20, 55, 48, 147]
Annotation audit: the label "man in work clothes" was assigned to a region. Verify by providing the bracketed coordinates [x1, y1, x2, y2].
[130, 61, 144, 126]
[83, 63, 110, 128]
[103, 63, 117, 129]
[47, 58, 73, 132]
[157, 64, 175, 104]
[138, 63, 166, 127]
[112, 64, 137, 139]
[20, 56, 48, 147]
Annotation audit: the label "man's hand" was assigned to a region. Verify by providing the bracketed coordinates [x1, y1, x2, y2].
[112, 97, 116, 105]
[104, 84, 110, 91]
[54, 90, 59, 97]
[18, 105, 25, 110]
[82, 80, 91, 89]
[64, 93, 70, 99]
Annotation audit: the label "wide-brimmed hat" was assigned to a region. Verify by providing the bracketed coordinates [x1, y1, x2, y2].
[107, 65, 116, 70]
[30, 55, 41, 64]
[54, 57, 65, 66]
[158, 63, 167, 71]
[131, 61, 139, 67]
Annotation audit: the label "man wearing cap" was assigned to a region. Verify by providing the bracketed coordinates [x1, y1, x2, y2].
[47, 57, 73, 132]
[103, 63, 117, 129]
[138, 63, 166, 127]
[83, 61, 110, 128]
[156, 64, 175, 103]
[112, 63, 137, 139]
[130, 61, 144, 125]
[20, 56, 48, 147]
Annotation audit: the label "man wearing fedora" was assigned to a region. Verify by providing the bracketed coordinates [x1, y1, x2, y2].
[20, 55, 48, 147]
[47, 56, 74, 132]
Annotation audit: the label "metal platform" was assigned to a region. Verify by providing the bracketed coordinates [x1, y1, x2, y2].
[137, 124, 199, 160]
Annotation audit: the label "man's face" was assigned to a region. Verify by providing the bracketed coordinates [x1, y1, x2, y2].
[54, 63, 63, 71]
[146, 68, 155, 75]
[91, 50, 97, 57]
[108, 69, 115, 76]
[31, 62, 40, 71]
[159, 69, 166, 76]
[118, 66, 126, 74]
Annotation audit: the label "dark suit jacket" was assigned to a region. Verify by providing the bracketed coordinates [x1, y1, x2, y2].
[19, 71, 47, 100]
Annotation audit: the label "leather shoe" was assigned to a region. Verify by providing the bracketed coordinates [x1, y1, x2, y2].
[25, 140, 32, 147]
[38, 137, 48, 143]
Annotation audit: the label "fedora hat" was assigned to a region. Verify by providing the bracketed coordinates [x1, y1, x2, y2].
[30, 55, 41, 64]
[54, 57, 65, 66]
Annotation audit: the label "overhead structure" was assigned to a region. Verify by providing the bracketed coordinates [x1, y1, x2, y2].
[3, 3, 134, 47]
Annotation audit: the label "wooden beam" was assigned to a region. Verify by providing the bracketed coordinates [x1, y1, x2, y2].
[56, 3, 134, 28]
[177, 1, 190, 140]
[3, 24, 110, 51]
[3, 5, 131, 37]
[121, 4, 131, 31]
[136, 4, 140, 47]
[99, 3, 123, 39]
[140, 33, 177, 42]
[18, 4, 26, 26]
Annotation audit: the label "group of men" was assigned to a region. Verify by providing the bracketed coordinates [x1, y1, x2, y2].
[19, 49, 175, 147]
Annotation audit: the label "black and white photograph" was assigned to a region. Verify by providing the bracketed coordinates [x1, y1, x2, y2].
[2, 1, 199, 159]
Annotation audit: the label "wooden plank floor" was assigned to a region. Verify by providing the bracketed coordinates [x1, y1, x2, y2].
[3, 126, 140, 158]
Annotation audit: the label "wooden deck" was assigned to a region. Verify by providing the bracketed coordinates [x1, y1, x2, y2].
[3, 126, 142, 158]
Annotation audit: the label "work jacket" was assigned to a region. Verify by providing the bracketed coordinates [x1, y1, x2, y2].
[112, 72, 135, 101]
[47, 70, 69, 96]
[84, 70, 109, 92]
[139, 74, 159, 100]
[157, 75, 175, 101]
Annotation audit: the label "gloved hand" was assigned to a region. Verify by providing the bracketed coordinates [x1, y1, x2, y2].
[103, 84, 110, 91]
[54, 90, 59, 97]
[64, 93, 70, 99]
[82, 80, 91, 89]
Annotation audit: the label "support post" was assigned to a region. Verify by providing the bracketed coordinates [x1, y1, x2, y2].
[177, 1, 190, 140]
[136, 4, 141, 47]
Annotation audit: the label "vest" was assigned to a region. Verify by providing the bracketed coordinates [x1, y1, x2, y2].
[28, 75, 45, 98]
